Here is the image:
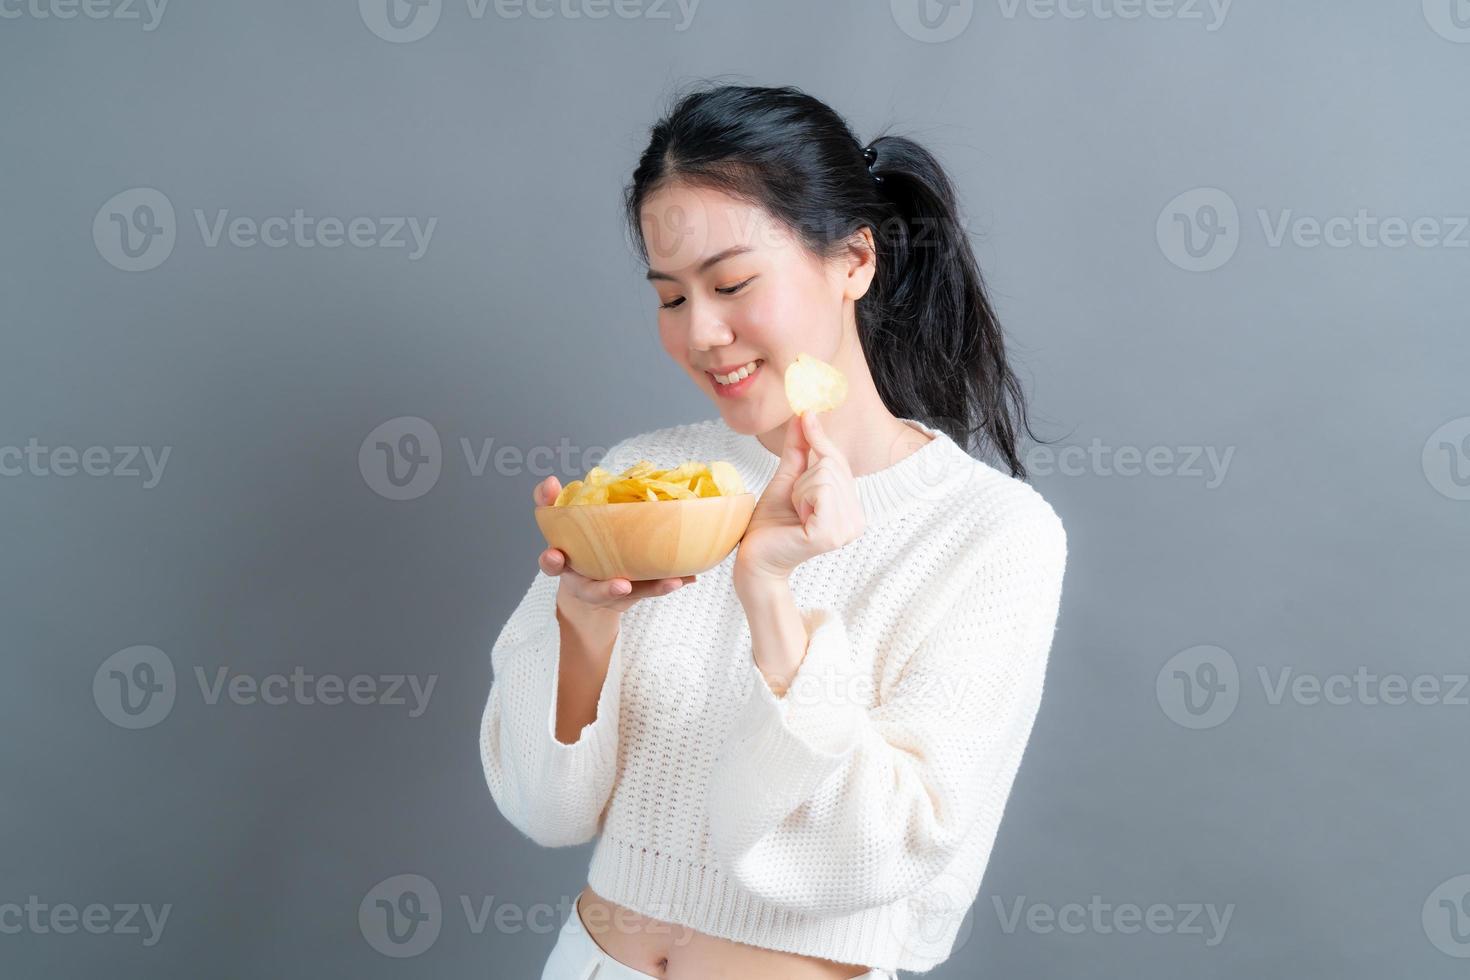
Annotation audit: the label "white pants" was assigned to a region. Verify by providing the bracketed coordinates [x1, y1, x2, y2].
[540, 901, 897, 980]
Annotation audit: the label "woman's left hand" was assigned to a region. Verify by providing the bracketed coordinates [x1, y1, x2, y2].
[734, 410, 866, 588]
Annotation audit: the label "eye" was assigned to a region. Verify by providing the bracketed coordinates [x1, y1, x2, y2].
[658, 276, 753, 310]
[717, 276, 756, 296]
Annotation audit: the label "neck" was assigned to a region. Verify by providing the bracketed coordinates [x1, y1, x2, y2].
[755, 330, 932, 477]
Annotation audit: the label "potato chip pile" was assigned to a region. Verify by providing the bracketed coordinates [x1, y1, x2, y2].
[553, 458, 747, 506]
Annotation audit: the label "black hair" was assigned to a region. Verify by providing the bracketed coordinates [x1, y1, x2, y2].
[623, 81, 1044, 480]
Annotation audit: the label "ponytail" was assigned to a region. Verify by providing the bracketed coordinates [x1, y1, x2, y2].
[860, 134, 1034, 478]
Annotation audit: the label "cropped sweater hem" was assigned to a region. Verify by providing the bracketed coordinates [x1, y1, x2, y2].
[586, 832, 962, 973]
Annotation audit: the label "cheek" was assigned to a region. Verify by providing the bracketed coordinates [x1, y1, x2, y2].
[740, 281, 822, 351]
[656, 318, 684, 361]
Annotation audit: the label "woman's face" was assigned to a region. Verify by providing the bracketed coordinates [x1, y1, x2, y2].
[641, 181, 874, 435]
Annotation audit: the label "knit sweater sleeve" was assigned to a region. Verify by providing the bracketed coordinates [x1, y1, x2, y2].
[479, 567, 634, 848]
[479, 439, 642, 849]
[706, 502, 1067, 916]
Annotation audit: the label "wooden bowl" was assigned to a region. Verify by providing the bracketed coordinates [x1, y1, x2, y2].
[534, 493, 756, 581]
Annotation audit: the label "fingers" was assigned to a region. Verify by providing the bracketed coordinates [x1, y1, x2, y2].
[772, 414, 810, 481]
[791, 464, 846, 529]
[581, 577, 695, 606]
[801, 410, 839, 461]
[787, 413, 809, 454]
[534, 475, 563, 507]
[622, 576, 697, 599]
[538, 547, 567, 576]
[549, 557, 697, 606]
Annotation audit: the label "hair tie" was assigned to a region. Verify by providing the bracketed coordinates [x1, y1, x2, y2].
[862, 145, 882, 183]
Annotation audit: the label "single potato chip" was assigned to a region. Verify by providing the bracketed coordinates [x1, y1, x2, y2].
[784, 352, 848, 416]
[576, 484, 609, 505]
[708, 460, 745, 496]
[554, 479, 585, 506]
[620, 460, 658, 480]
[641, 479, 697, 500]
[656, 461, 706, 484]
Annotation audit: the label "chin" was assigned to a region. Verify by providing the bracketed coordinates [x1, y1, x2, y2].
[713, 402, 778, 436]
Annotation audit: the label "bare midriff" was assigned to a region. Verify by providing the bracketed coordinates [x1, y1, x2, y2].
[576, 885, 873, 980]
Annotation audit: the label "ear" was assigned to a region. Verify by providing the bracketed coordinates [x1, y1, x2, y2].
[841, 225, 877, 302]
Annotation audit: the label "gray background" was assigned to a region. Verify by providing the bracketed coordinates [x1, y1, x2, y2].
[2, 0, 1468, 977]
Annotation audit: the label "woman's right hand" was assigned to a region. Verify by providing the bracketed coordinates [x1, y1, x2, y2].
[536, 475, 697, 621]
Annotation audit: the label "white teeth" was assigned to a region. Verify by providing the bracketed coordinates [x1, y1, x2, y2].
[714, 360, 761, 385]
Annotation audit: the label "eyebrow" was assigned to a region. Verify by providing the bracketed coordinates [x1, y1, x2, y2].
[645, 245, 754, 283]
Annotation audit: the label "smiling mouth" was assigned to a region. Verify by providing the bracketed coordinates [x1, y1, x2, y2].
[709, 359, 764, 386]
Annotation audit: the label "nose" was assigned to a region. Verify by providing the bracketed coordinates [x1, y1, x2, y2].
[686, 300, 734, 353]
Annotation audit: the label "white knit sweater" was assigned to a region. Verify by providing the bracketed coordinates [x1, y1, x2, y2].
[481, 415, 1068, 974]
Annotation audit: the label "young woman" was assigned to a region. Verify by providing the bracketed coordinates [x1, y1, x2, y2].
[482, 83, 1068, 979]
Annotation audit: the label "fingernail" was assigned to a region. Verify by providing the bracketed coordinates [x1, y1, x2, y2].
[614, 582, 631, 595]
